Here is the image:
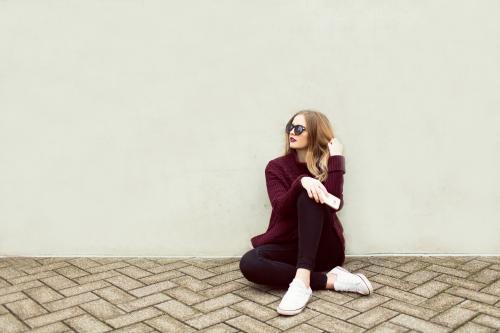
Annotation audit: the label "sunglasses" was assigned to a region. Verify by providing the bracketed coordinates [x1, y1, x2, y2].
[286, 123, 307, 135]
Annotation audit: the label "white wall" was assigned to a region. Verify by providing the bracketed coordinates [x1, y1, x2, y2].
[1, 0, 499, 257]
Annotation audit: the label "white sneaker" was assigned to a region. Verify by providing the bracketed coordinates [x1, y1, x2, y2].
[276, 277, 312, 315]
[328, 266, 373, 295]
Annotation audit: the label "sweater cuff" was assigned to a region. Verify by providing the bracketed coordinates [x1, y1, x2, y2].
[327, 155, 345, 173]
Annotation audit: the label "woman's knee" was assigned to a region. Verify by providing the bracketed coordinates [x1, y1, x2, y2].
[297, 188, 324, 209]
[239, 249, 259, 280]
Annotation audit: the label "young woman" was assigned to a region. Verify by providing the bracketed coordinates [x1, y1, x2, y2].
[239, 110, 373, 316]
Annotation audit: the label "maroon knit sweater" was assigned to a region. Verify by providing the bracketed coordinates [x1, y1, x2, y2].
[250, 149, 346, 264]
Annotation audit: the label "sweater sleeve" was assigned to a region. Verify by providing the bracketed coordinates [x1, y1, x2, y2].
[265, 162, 309, 217]
[322, 155, 346, 212]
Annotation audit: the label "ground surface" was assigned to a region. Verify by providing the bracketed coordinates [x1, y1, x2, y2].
[0, 256, 499, 332]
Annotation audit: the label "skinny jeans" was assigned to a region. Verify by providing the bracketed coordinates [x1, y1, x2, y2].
[240, 189, 343, 290]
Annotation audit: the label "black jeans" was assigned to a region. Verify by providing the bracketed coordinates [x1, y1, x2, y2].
[240, 189, 343, 290]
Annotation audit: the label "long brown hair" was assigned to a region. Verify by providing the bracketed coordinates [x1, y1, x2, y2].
[284, 109, 337, 182]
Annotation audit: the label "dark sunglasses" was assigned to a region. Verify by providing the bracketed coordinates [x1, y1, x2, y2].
[286, 123, 307, 135]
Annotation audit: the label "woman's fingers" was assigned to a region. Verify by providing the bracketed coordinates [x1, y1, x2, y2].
[317, 188, 324, 203]
[312, 188, 320, 203]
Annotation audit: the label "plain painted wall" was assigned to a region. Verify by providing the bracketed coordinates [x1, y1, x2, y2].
[1, 0, 499, 257]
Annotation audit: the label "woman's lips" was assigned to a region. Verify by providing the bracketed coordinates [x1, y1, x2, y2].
[290, 138, 296, 142]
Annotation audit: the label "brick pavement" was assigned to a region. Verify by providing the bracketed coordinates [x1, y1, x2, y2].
[0, 256, 499, 332]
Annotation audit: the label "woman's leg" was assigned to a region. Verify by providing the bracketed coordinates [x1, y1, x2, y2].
[239, 241, 332, 290]
[296, 189, 332, 271]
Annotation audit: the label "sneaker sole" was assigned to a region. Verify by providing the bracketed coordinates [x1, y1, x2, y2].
[276, 304, 307, 316]
[355, 273, 373, 295]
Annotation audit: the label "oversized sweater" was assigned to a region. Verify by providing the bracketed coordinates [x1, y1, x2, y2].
[250, 149, 346, 263]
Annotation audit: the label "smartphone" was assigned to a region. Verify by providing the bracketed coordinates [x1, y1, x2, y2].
[320, 191, 341, 210]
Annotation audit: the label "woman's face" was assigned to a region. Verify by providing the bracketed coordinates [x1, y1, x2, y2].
[288, 114, 308, 149]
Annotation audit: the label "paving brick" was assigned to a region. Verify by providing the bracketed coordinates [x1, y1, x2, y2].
[199, 281, 245, 298]
[348, 306, 399, 329]
[472, 313, 500, 330]
[427, 264, 470, 278]
[112, 322, 157, 333]
[0, 280, 43, 297]
[40, 275, 78, 290]
[460, 299, 500, 317]
[283, 323, 322, 333]
[402, 270, 440, 284]
[0, 313, 30, 332]
[44, 292, 99, 312]
[308, 313, 364, 333]
[129, 280, 177, 297]
[396, 260, 430, 273]
[375, 286, 426, 305]
[226, 314, 280, 333]
[435, 273, 486, 290]
[196, 322, 239, 333]
[203, 271, 243, 285]
[64, 314, 112, 333]
[145, 313, 197, 333]
[117, 293, 171, 312]
[155, 299, 200, 320]
[55, 265, 89, 279]
[93, 286, 136, 304]
[170, 275, 212, 292]
[308, 299, 359, 319]
[185, 307, 240, 330]
[410, 280, 450, 298]
[446, 286, 499, 305]
[164, 287, 208, 305]
[232, 286, 280, 305]
[105, 307, 163, 329]
[365, 321, 409, 332]
[28, 321, 72, 333]
[106, 274, 146, 290]
[459, 259, 493, 272]
[194, 293, 243, 313]
[390, 313, 451, 333]
[364, 265, 407, 278]
[24, 307, 85, 329]
[0, 292, 28, 305]
[469, 268, 500, 284]
[139, 270, 184, 284]
[74, 270, 121, 285]
[267, 308, 321, 330]
[381, 299, 437, 320]
[229, 299, 278, 321]
[87, 262, 130, 274]
[10, 271, 57, 285]
[5, 297, 48, 319]
[430, 306, 478, 328]
[370, 274, 417, 291]
[453, 321, 496, 332]
[116, 265, 152, 279]
[418, 292, 465, 312]
[480, 279, 500, 297]
[79, 298, 127, 319]
[178, 265, 216, 280]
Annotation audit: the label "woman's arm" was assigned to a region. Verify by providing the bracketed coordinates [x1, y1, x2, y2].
[322, 155, 346, 212]
[265, 162, 309, 217]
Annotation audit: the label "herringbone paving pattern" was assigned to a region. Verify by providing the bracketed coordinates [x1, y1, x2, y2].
[0, 256, 499, 332]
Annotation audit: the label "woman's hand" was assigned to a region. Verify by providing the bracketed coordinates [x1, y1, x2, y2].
[328, 137, 344, 156]
[300, 177, 328, 204]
